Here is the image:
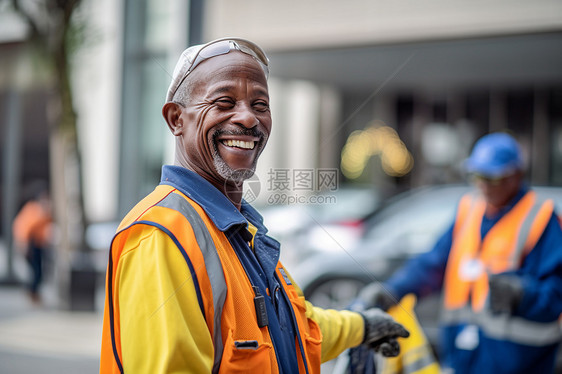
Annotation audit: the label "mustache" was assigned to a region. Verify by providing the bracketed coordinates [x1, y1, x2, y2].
[213, 127, 266, 139]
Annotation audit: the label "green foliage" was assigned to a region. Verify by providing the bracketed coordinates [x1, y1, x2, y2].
[9, 0, 96, 134]
[65, 4, 103, 61]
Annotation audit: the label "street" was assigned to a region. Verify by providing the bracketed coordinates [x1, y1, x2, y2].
[0, 285, 102, 374]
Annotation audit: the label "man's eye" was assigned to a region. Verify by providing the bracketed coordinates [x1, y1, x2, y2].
[215, 99, 235, 108]
[254, 101, 269, 111]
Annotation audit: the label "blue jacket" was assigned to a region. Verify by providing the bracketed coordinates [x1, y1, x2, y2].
[385, 187, 562, 374]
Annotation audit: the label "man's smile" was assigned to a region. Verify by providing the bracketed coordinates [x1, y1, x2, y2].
[220, 139, 256, 150]
[215, 132, 262, 153]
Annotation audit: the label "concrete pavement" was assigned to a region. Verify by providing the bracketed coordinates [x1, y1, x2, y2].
[0, 284, 103, 374]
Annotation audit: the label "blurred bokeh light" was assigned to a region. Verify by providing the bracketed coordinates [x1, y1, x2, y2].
[341, 122, 414, 179]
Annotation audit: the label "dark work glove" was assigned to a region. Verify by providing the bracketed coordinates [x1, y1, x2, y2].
[488, 274, 524, 314]
[360, 308, 410, 357]
[356, 282, 398, 311]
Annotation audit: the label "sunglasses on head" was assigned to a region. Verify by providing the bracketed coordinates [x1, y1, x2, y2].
[191, 39, 269, 75]
[171, 38, 270, 100]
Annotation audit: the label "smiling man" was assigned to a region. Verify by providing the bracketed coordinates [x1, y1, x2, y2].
[163, 45, 271, 201]
[100, 37, 408, 374]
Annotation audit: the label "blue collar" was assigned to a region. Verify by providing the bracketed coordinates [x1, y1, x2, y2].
[159, 165, 267, 233]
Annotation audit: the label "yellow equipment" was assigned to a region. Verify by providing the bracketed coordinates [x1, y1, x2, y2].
[376, 294, 441, 374]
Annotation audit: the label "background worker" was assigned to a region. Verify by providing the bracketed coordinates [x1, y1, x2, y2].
[358, 132, 562, 374]
[12, 181, 53, 304]
[100, 37, 409, 373]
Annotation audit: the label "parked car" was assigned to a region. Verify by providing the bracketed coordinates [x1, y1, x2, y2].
[259, 186, 380, 270]
[288, 184, 562, 355]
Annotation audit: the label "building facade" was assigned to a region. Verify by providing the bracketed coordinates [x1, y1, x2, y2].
[2, 0, 562, 249]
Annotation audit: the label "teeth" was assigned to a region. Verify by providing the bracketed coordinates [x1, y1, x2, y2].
[223, 139, 255, 149]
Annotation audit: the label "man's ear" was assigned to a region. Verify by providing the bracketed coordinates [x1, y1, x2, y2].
[162, 102, 184, 136]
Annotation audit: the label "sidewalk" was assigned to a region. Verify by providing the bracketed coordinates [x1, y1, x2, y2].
[0, 284, 103, 374]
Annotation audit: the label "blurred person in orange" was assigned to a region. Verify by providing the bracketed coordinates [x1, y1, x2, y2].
[357, 132, 562, 374]
[12, 181, 54, 304]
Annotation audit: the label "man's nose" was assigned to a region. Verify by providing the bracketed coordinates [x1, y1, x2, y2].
[232, 103, 259, 129]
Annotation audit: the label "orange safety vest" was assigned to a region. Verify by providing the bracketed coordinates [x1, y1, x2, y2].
[444, 190, 553, 312]
[441, 191, 562, 347]
[100, 185, 322, 373]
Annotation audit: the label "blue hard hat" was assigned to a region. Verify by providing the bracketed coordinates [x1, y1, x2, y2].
[464, 133, 523, 178]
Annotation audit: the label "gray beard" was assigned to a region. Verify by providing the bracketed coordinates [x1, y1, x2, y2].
[210, 128, 265, 183]
[212, 152, 256, 183]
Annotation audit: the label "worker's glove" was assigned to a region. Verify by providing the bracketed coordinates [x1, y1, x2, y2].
[360, 308, 410, 357]
[488, 273, 524, 314]
[356, 282, 398, 311]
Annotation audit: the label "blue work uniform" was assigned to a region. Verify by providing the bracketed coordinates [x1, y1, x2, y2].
[384, 187, 562, 374]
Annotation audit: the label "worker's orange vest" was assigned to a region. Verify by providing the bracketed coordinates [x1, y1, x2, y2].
[100, 185, 322, 373]
[444, 191, 553, 312]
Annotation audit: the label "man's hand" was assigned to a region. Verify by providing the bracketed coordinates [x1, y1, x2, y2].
[360, 308, 410, 357]
[488, 273, 524, 314]
[356, 282, 398, 311]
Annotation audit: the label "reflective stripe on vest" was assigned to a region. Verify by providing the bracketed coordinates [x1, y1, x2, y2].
[508, 196, 551, 270]
[156, 192, 227, 374]
[442, 307, 562, 346]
